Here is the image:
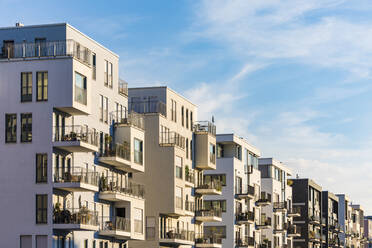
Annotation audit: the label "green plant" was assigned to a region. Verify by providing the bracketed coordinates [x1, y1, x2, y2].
[185, 165, 189, 176]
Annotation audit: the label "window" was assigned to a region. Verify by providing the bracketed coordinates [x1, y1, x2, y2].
[204, 200, 227, 212]
[209, 143, 216, 164]
[204, 174, 226, 186]
[36, 154, 47, 183]
[99, 95, 103, 122]
[36, 72, 48, 101]
[175, 186, 183, 209]
[84, 239, 88, 248]
[175, 156, 183, 179]
[235, 176, 242, 194]
[99, 95, 108, 123]
[75, 72, 87, 105]
[190, 111, 193, 130]
[99, 242, 103, 248]
[134, 138, 143, 165]
[36, 194, 47, 224]
[36, 235, 47, 248]
[204, 226, 226, 238]
[92, 53, 96, 80]
[20, 235, 32, 248]
[181, 106, 184, 126]
[217, 144, 224, 158]
[190, 140, 193, 161]
[104, 60, 113, 88]
[186, 138, 189, 159]
[92, 241, 96, 248]
[21, 113, 32, 142]
[21, 72, 32, 102]
[5, 113, 17, 143]
[134, 208, 143, 233]
[171, 99, 177, 122]
[186, 109, 189, 128]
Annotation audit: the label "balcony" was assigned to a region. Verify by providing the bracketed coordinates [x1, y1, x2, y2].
[110, 110, 144, 130]
[159, 228, 195, 246]
[53, 167, 99, 192]
[99, 178, 145, 202]
[308, 232, 321, 243]
[309, 215, 321, 225]
[193, 121, 216, 136]
[195, 234, 222, 248]
[256, 193, 271, 206]
[236, 211, 255, 225]
[0, 39, 92, 65]
[256, 216, 271, 229]
[185, 200, 195, 216]
[118, 79, 128, 97]
[53, 125, 99, 153]
[236, 185, 255, 199]
[160, 131, 185, 149]
[273, 223, 287, 233]
[287, 225, 301, 237]
[195, 180, 222, 195]
[195, 209, 222, 222]
[273, 202, 287, 212]
[98, 142, 134, 170]
[129, 100, 167, 117]
[236, 236, 255, 247]
[287, 206, 301, 217]
[185, 169, 195, 187]
[53, 207, 99, 231]
[99, 216, 131, 240]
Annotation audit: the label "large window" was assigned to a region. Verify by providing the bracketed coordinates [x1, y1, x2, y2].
[21, 113, 32, 142]
[204, 174, 226, 186]
[104, 60, 113, 88]
[204, 200, 227, 212]
[36, 154, 47, 183]
[134, 208, 143, 233]
[75, 72, 87, 105]
[36, 72, 48, 101]
[36, 194, 47, 224]
[175, 186, 183, 209]
[204, 226, 226, 238]
[21, 72, 32, 102]
[171, 99, 177, 122]
[209, 143, 216, 164]
[175, 156, 183, 179]
[5, 113, 17, 143]
[134, 138, 143, 165]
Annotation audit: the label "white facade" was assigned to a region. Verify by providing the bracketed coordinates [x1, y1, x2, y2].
[0, 23, 145, 248]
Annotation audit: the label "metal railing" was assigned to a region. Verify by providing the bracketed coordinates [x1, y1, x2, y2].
[53, 207, 98, 226]
[53, 125, 98, 146]
[195, 233, 222, 244]
[196, 209, 222, 218]
[110, 110, 145, 130]
[99, 177, 145, 199]
[129, 100, 167, 117]
[100, 142, 130, 161]
[100, 216, 130, 232]
[1, 39, 92, 65]
[197, 180, 222, 192]
[256, 192, 272, 204]
[193, 121, 216, 136]
[273, 202, 287, 210]
[257, 215, 272, 226]
[287, 225, 301, 235]
[236, 211, 255, 222]
[236, 236, 255, 246]
[287, 206, 301, 216]
[160, 131, 185, 149]
[236, 184, 255, 196]
[53, 167, 98, 186]
[160, 227, 195, 241]
[185, 200, 195, 212]
[118, 79, 128, 96]
[185, 170, 195, 184]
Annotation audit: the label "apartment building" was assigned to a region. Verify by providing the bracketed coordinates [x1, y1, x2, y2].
[337, 194, 353, 248]
[126, 87, 219, 248]
[259, 158, 301, 248]
[0, 23, 145, 248]
[291, 179, 323, 248]
[321, 191, 341, 247]
[364, 216, 372, 248]
[201, 134, 262, 247]
[351, 205, 367, 248]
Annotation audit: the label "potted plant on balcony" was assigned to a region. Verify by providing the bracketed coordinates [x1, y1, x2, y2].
[185, 165, 189, 178]
[104, 135, 112, 155]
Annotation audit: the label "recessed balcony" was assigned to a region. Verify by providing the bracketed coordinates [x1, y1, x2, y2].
[287, 225, 301, 237]
[184, 200, 195, 216]
[273, 202, 287, 212]
[236, 236, 255, 247]
[195, 209, 222, 222]
[309, 232, 321, 243]
[309, 215, 321, 225]
[236, 185, 255, 199]
[236, 211, 255, 225]
[53, 167, 99, 192]
[53, 207, 99, 231]
[99, 216, 131, 240]
[256, 216, 271, 229]
[287, 206, 301, 217]
[195, 181, 222, 195]
[159, 228, 195, 246]
[99, 178, 145, 202]
[53, 125, 99, 153]
[256, 193, 271, 206]
[185, 169, 195, 187]
[110, 110, 144, 130]
[195, 233, 222, 248]
[159, 131, 185, 149]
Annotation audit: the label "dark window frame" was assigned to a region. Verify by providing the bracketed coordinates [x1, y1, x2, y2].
[36, 194, 48, 224]
[36, 153, 48, 183]
[5, 113, 17, 143]
[21, 72, 33, 102]
[21, 113, 32, 143]
[36, 71, 48, 101]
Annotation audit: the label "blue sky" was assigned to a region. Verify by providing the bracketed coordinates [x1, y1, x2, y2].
[2, 0, 372, 213]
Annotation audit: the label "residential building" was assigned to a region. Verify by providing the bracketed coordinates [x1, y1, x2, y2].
[337, 194, 353, 248]
[291, 178, 323, 248]
[364, 216, 372, 248]
[351, 205, 367, 248]
[259, 158, 300, 248]
[127, 87, 219, 248]
[202, 134, 262, 247]
[321, 191, 341, 247]
[0, 23, 145, 248]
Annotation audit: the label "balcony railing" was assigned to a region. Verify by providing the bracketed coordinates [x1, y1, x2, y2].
[193, 121, 216, 136]
[236, 184, 255, 197]
[236, 211, 255, 222]
[185, 170, 195, 184]
[53, 207, 98, 226]
[236, 236, 255, 246]
[53, 125, 98, 146]
[287, 206, 301, 216]
[100, 142, 130, 161]
[210, 153, 216, 164]
[118, 79, 128, 96]
[257, 216, 272, 226]
[110, 110, 145, 130]
[273, 202, 287, 210]
[129, 100, 167, 117]
[1, 39, 92, 65]
[197, 180, 222, 192]
[309, 214, 321, 224]
[160, 131, 185, 149]
[53, 167, 98, 186]
[185, 201, 195, 212]
[100, 177, 145, 199]
[195, 209, 222, 218]
[160, 227, 195, 242]
[256, 192, 272, 205]
[287, 225, 301, 235]
[101, 216, 130, 232]
[195, 233, 222, 245]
